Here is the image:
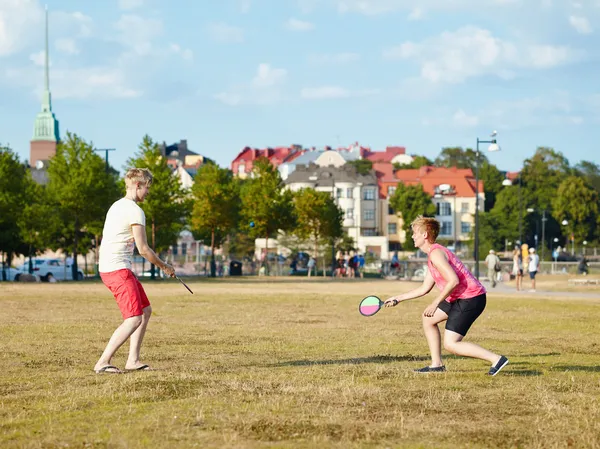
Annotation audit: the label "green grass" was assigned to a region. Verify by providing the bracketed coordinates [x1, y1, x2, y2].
[1, 278, 600, 448]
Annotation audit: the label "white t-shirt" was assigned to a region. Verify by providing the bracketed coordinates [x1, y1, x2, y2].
[528, 254, 540, 272]
[99, 198, 146, 273]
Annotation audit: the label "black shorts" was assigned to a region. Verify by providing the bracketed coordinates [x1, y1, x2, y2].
[437, 293, 486, 337]
[529, 271, 537, 279]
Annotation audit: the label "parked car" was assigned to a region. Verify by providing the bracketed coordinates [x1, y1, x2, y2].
[17, 258, 84, 281]
[0, 267, 40, 282]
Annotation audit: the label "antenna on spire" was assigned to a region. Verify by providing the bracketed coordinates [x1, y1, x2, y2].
[44, 5, 49, 92]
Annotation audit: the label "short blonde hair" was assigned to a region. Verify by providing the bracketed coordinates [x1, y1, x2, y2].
[411, 215, 440, 243]
[125, 168, 153, 188]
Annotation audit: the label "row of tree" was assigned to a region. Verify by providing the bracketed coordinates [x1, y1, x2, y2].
[0, 134, 346, 279]
[2, 134, 599, 281]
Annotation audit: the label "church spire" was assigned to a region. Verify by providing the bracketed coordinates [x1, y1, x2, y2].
[32, 4, 59, 142]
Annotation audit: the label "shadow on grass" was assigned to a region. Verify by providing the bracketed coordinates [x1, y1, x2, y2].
[271, 354, 430, 367]
[550, 365, 600, 372]
[271, 352, 561, 368]
[504, 369, 544, 376]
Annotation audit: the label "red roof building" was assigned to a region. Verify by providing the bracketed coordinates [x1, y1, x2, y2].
[231, 145, 305, 178]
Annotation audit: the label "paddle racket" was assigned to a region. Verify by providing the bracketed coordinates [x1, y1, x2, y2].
[175, 276, 193, 294]
[358, 295, 397, 316]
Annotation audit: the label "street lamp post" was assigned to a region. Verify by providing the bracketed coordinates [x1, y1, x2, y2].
[474, 131, 500, 279]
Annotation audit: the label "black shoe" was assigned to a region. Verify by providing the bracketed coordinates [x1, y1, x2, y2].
[488, 356, 509, 376]
[414, 365, 446, 373]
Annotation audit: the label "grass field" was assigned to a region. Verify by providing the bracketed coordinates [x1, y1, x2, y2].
[2, 276, 600, 448]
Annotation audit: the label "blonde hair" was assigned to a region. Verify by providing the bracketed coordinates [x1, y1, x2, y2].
[411, 215, 440, 243]
[125, 168, 153, 188]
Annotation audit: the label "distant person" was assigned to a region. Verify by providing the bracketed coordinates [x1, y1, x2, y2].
[94, 168, 175, 375]
[391, 251, 400, 275]
[578, 256, 589, 275]
[484, 249, 501, 288]
[384, 216, 509, 376]
[528, 248, 540, 292]
[357, 253, 365, 278]
[307, 256, 315, 278]
[512, 247, 523, 291]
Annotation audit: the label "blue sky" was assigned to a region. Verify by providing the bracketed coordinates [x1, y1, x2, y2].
[1, 0, 599, 174]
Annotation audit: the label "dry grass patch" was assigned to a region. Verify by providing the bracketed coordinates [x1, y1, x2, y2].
[1, 278, 600, 448]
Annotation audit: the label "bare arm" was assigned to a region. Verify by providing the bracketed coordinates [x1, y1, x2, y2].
[132, 224, 175, 277]
[384, 270, 435, 306]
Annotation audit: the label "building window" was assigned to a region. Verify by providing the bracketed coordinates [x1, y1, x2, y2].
[347, 188, 353, 199]
[238, 164, 245, 175]
[440, 221, 452, 236]
[388, 223, 397, 235]
[172, 244, 178, 255]
[363, 189, 375, 200]
[363, 228, 377, 236]
[336, 188, 343, 199]
[461, 202, 469, 213]
[387, 186, 396, 197]
[364, 209, 375, 221]
[346, 208, 354, 219]
[181, 242, 187, 255]
[437, 202, 451, 216]
[461, 222, 471, 234]
[388, 205, 395, 215]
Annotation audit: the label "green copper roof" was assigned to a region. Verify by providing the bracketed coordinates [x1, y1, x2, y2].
[32, 6, 60, 142]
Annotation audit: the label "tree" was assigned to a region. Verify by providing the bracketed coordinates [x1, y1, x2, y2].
[434, 147, 484, 171]
[0, 146, 29, 278]
[521, 147, 570, 212]
[552, 176, 599, 245]
[127, 135, 190, 278]
[46, 132, 120, 280]
[292, 188, 343, 273]
[190, 163, 240, 277]
[574, 160, 600, 194]
[393, 155, 433, 170]
[480, 161, 505, 211]
[347, 159, 373, 175]
[240, 158, 295, 272]
[389, 183, 436, 250]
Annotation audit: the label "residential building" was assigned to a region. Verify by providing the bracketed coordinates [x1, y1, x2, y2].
[231, 145, 305, 178]
[160, 139, 212, 189]
[281, 162, 389, 259]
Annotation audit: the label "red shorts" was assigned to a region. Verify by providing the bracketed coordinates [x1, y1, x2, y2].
[100, 269, 150, 319]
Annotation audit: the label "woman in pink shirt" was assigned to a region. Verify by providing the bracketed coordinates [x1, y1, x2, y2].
[385, 216, 509, 376]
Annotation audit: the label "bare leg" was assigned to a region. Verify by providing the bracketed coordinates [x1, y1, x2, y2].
[443, 330, 500, 364]
[126, 306, 152, 370]
[94, 315, 143, 371]
[422, 308, 449, 367]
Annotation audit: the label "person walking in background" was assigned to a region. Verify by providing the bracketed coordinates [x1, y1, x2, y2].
[512, 246, 523, 291]
[357, 253, 365, 278]
[307, 256, 315, 278]
[484, 249, 500, 288]
[528, 248, 540, 292]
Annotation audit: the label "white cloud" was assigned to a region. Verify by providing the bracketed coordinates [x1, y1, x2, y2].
[407, 7, 424, 20]
[301, 86, 350, 99]
[29, 51, 46, 67]
[569, 15, 593, 34]
[238, 0, 252, 13]
[114, 14, 163, 56]
[118, 0, 144, 10]
[453, 109, 479, 127]
[383, 26, 584, 84]
[55, 38, 79, 55]
[215, 63, 288, 106]
[285, 18, 315, 31]
[252, 63, 287, 88]
[0, 0, 43, 56]
[169, 43, 193, 61]
[336, 0, 520, 15]
[206, 22, 244, 43]
[308, 52, 360, 64]
[301, 85, 379, 99]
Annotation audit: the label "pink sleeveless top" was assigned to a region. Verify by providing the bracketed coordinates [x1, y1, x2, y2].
[427, 243, 486, 302]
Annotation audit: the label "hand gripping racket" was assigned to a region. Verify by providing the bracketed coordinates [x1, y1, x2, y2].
[359, 295, 397, 316]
